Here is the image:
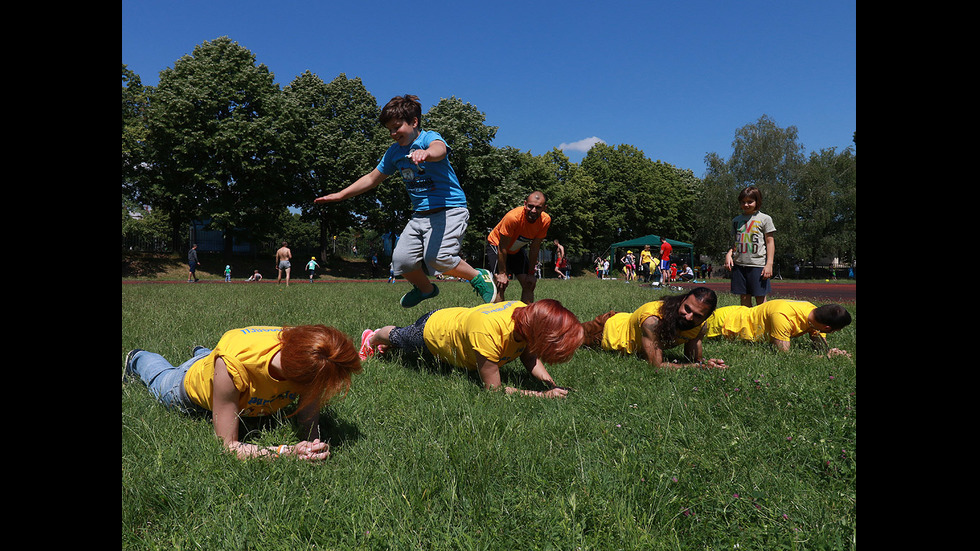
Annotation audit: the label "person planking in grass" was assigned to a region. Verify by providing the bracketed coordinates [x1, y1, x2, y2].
[486, 191, 551, 303]
[314, 94, 496, 308]
[702, 299, 852, 358]
[358, 299, 582, 398]
[580, 286, 726, 369]
[125, 325, 362, 460]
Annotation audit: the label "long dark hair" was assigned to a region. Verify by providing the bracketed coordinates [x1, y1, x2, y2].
[656, 287, 717, 346]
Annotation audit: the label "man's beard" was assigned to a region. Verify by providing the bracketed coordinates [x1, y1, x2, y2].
[676, 316, 700, 331]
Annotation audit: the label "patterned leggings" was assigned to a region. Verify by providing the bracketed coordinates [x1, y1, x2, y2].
[388, 310, 436, 352]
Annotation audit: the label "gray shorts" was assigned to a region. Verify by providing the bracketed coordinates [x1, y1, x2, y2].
[279, 260, 291, 270]
[392, 207, 468, 275]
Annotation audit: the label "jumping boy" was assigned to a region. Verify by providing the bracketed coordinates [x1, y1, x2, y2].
[314, 95, 496, 307]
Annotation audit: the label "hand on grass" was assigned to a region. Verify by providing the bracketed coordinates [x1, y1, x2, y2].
[543, 387, 569, 399]
[292, 439, 330, 461]
[702, 358, 727, 369]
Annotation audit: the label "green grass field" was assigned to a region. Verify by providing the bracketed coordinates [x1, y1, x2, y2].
[122, 278, 856, 550]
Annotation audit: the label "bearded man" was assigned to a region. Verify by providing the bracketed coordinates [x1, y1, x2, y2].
[485, 191, 551, 303]
[581, 287, 727, 369]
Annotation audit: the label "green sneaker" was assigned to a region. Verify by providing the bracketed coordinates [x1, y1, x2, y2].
[400, 284, 439, 308]
[470, 268, 498, 303]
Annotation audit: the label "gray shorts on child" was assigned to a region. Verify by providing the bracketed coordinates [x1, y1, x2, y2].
[392, 207, 468, 275]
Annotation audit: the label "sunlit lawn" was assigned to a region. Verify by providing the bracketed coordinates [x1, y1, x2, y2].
[122, 278, 855, 549]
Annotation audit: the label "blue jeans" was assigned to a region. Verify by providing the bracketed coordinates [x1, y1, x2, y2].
[128, 348, 212, 413]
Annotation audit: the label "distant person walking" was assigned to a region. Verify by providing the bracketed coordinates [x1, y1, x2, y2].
[553, 239, 567, 279]
[639, 245, 654, 282]
[187, 244, 201, 283]
[306, 257, 320, 283]
[276, 242, 292, 286]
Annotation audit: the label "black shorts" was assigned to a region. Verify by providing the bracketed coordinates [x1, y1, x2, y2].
[731, 265, 771, 297]
[485, 244, 530, 276]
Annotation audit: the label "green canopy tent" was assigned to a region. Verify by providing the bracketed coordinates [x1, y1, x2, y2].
[606, 234, 695, 271]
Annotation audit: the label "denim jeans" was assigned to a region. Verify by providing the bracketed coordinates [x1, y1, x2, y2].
[128, 348, 212, 413]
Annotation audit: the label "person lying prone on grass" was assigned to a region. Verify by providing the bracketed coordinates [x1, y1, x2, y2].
[125, 325, 362, 460]
[580, 286, 726, 369]
[702, 300, 852, 358]
[359, 299, 583, 398]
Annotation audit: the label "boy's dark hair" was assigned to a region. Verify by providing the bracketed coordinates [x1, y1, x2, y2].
[812, 304, 852, 330]
[737, 185, 763, 209]
[380, 94, 422, 126]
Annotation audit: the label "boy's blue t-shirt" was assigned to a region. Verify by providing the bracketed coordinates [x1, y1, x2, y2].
[376, 129, 467, 212]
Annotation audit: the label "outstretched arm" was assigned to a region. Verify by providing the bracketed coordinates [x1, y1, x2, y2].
[314, 169, 386, 204]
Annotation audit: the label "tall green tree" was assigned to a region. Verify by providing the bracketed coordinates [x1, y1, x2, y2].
[795, 146, 856, 274]
[143, 36, 302, 257]
[727, 115, 804, 269]
[580, 143, 696, 253]
[692, 151, 739, 259]
[537, 148, 598, 257]
[284, 71, 383, 260]
[122, 64, 150, 205]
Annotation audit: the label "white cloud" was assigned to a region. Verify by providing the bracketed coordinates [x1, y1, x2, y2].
[558, 136, 606, 153]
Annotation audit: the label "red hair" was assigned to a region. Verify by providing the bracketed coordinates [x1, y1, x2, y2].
[512, 299, 583, 364]
[278, 325, 363, 416]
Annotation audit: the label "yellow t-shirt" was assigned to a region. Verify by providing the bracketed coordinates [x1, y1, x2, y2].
[600, 301, 703, 355]
[423, 301, 527, 370]
[703, 305, 745, 339]
[183, 327, 300, 416]
[639, 249, 654, 266]
[707, 300, 824, 343]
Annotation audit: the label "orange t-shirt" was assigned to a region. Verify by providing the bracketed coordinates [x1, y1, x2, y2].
[487, 206, 551, 253]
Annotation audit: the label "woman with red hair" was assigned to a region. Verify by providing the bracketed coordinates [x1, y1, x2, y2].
[360, 299, 582, 398]
[125, 325, 362, 460]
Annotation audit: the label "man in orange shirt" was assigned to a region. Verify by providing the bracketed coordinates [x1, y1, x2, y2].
[486, 191, 551, 303]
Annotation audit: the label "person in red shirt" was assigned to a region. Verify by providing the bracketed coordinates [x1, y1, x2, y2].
[486, 191, 551, 302]
[659, 237, 672, 281]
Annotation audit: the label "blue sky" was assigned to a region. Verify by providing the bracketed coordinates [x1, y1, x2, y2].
[122, 0, 855, 177]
